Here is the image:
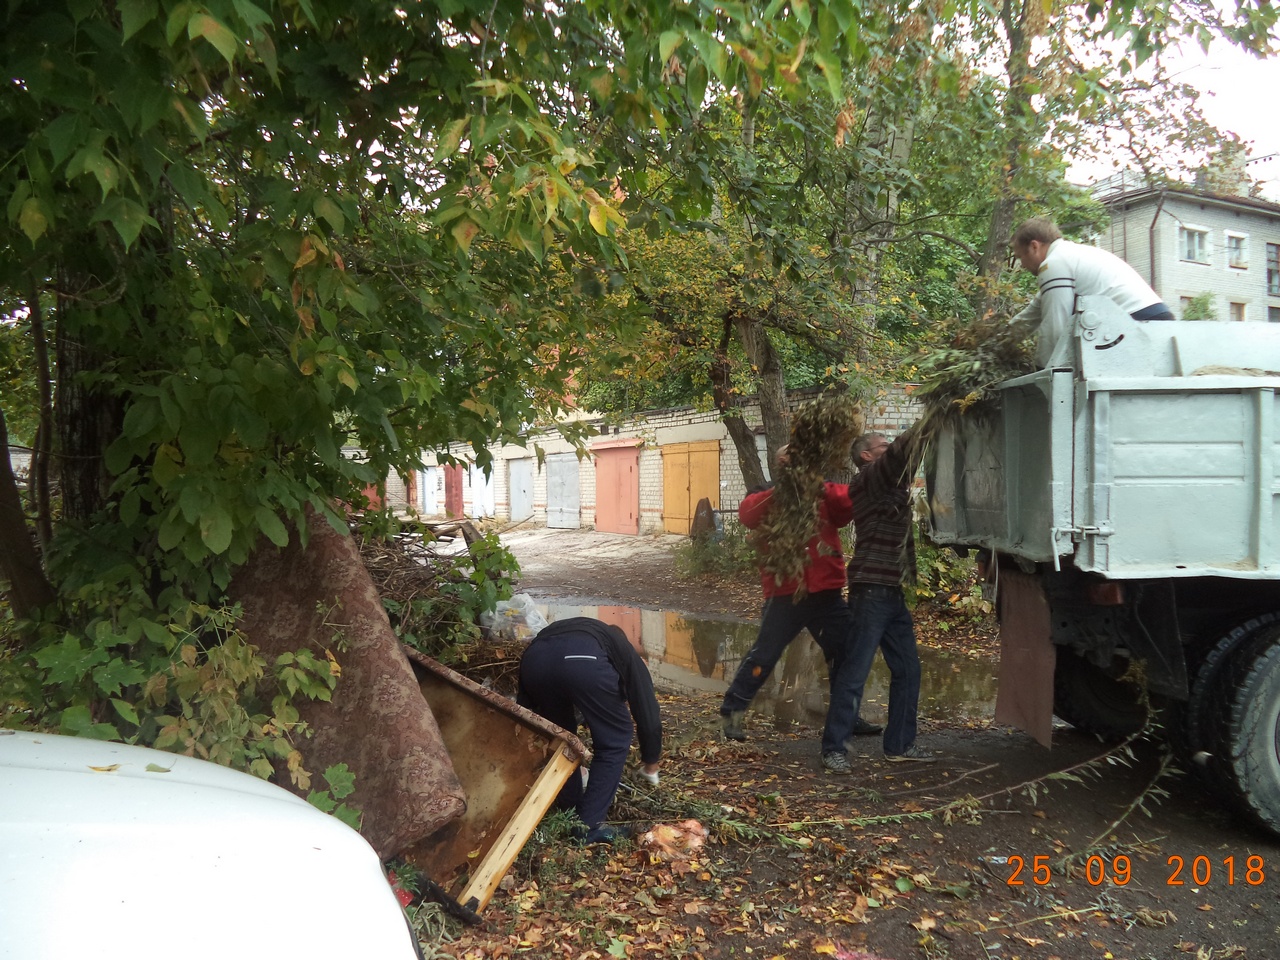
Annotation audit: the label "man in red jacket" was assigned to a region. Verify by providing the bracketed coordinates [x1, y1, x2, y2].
[718, 448, 880, 757]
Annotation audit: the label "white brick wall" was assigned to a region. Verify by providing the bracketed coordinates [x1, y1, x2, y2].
[412, 387, 922, 531]
[1099, 188, 1280, 322]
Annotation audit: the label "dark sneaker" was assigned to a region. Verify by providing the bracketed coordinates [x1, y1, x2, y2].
[582, 825, 622, 845]
[720, 710, 747, 742]
[822, 752, 853, 775]
[884, 745, 936, 763]
[849, 717, 884, 736]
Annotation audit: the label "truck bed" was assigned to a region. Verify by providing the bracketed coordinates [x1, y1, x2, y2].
[927, 296, 1280, 580]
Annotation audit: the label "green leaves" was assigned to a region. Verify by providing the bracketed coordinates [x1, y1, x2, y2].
[187, 13, 240, 63]
[199, 502, 234, 555]
[33, 634, 110, 687]
[120, 0, 159, 40]
[17, 198, 48, 244]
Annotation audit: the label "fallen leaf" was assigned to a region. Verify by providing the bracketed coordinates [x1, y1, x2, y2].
[639, 820, 708, 862]
[88, 764, 120, 772]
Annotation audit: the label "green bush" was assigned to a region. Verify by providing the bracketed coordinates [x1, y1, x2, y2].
[912, 536, 993, 619]
[673, 515, 758, 579]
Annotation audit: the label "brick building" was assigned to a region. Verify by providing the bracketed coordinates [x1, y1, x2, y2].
[410, 385, 921, 534]
[1092, 173, 1280, 323]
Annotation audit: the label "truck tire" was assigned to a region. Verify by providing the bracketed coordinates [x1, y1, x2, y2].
[1173, 614, 1280, 784]
[1052, 650, 1147, 739]
[1202, 630, 1280, 835]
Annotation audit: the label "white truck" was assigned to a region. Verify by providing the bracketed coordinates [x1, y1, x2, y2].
[927, 296, 1280, 835]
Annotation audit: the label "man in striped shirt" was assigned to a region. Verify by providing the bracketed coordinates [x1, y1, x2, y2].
[821, 424, 935, 765]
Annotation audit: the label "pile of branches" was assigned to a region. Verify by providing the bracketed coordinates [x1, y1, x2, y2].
[355, 526, 526, 692]
[751, 392, 864, 596]
[911, 313, 1037, 446]
[356, 529, 475, 643]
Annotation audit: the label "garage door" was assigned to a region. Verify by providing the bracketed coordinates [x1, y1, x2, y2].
[594, 445, 640, 535]
[509, 458, 534, 523]
[661, 440, 720, 534]
[546, 453, 581, 529]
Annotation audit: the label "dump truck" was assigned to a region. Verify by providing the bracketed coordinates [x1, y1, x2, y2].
[927, 295, 1280, 836]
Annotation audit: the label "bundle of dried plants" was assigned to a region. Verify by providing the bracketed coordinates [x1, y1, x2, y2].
[355, 528, 524, 691]
[910, 313, 1038, 445]
[751, 392, 865, 597]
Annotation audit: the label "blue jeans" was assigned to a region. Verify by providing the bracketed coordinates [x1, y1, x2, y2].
[720, 589, 853, 716]
[822, 583, 921, 756]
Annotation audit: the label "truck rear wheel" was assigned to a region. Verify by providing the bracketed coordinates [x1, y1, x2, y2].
[1202, 629, 1280, 835]
[1173, 614, 1280, 786]
[1052, 650, 1147, 739]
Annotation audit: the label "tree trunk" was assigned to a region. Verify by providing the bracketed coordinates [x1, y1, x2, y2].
[28, 279, 54, 550]
[733, 313, 788, 468]
[710, 357, 768, 493]
[710, 319, 767, 492]
[838, 111, 915, 363]
[976, 0, 1036, 314]
[55, 307, 121, 522]
[0, 405, 56, 619]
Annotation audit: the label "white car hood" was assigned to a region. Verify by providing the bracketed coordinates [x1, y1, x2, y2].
[0, 731, 419, 960]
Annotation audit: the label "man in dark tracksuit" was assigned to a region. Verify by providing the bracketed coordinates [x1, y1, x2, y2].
[518, 617, 662, 844]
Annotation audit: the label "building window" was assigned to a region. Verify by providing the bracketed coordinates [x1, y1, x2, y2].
[1226, 233, 1247, 268]
[1270, 306, 1280, 323]
[1269, 243, 1280, 296]
[1230, 302, 1246, 322]
[1180, 226, 1209, 263]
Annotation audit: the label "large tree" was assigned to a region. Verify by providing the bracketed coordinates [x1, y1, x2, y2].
[0, 0, 858, 739]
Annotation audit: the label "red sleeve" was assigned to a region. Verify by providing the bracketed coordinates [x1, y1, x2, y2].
[823, 482, 853, 527]
[738, 487, 774, 529]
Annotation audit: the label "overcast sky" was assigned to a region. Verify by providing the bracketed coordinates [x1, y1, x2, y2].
[1065, 36, 1280, 200]
[1171, 38, 1280, 198]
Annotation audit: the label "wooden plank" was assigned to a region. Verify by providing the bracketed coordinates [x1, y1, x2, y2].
[456, 746, 582, 913]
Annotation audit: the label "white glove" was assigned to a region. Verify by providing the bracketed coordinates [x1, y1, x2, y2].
[639, 768, 660, 786]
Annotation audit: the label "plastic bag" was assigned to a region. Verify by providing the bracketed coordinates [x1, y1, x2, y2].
[479, 593, 549, 642]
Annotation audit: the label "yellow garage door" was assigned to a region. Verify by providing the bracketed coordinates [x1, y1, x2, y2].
[661, 440, 720, 534]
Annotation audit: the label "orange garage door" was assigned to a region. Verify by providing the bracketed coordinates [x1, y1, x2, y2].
[661, 440, 720, 535]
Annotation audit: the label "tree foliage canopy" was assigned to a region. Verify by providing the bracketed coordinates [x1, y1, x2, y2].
[2, 0, 1276, 755]
[0, 0, 870, 742]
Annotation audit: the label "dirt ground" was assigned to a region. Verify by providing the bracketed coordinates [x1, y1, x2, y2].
[443, 527, 1280, 960]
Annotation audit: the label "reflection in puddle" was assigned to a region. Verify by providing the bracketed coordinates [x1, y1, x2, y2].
[539, 601, 996, 732]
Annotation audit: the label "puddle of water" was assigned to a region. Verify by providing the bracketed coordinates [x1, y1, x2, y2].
[538, 601, 996, 731]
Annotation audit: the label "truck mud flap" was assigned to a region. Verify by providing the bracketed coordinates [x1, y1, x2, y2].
[995, 569, 1056, 747]
[401, 649, 591, 914]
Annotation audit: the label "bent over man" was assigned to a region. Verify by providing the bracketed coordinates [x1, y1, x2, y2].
[518, 616, 662, 844]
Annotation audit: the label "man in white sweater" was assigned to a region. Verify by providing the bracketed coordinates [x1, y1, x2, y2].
[1011, 218, 1175, 365]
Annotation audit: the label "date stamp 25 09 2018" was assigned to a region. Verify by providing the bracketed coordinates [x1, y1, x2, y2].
[987, 854, 1267, 888]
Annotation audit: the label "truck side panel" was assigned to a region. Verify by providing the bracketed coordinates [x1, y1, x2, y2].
[929, 297, 1280, 581]
[927, 369, 1073, 563]
[1078, 386, 1280, 577]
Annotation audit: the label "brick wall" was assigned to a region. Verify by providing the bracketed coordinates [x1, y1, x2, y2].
[411, 387, 922, 531]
